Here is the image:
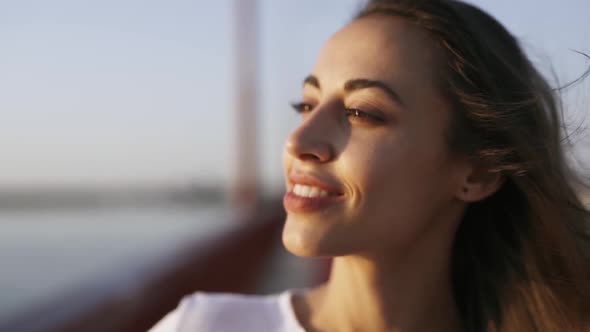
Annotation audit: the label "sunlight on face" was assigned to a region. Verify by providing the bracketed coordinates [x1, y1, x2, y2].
[282, 15, 465, 258]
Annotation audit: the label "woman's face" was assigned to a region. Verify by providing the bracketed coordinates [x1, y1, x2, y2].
[282, 15, 466, 257]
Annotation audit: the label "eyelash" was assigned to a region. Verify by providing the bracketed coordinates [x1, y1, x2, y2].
[290, 102, 384, 123]
[290, 102, 314, 114]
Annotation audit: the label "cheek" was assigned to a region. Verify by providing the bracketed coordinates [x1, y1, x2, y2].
[344, 131, 453, 246]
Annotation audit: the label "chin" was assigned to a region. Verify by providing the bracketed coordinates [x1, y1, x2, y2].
[281, 214, 352, 258]
[282, 223, 322, 257]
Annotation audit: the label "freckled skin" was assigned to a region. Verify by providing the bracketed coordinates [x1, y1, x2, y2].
[282, 15, 465, 258]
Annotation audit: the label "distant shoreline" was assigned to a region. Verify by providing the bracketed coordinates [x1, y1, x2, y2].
[0, 186, 225, 209]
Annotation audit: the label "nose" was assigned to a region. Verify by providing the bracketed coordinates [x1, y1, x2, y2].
[285, 106, 336, 163]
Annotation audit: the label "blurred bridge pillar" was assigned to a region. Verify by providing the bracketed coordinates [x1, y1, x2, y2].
[231, 0, 260, 211]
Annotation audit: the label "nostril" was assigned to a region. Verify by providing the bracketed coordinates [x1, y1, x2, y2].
[286, 130, 334, 163]
[299, 153, 322, 162]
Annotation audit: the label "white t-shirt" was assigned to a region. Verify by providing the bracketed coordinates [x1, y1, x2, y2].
[148, 291, 306, 332]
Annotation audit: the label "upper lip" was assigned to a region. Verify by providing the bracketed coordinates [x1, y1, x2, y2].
[288, 171, 344, 195]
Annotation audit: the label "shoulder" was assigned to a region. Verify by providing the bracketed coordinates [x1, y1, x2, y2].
[148, 291, 304, 332]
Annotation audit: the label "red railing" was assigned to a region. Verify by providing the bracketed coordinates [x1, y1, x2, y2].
[1, 204, 286, 332]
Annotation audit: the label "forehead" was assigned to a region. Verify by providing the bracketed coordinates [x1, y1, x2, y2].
[313, 15, 443, 100]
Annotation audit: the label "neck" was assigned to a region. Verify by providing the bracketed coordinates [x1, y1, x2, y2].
[301, 218, 462, 332]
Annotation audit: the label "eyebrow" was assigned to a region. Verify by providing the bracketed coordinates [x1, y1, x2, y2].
[302, 74, 405, 107]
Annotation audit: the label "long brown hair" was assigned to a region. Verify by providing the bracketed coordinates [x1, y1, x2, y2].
[357, 1, 590, 331]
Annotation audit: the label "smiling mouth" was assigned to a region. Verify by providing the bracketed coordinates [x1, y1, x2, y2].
[284, 183, 345, 213]
[291, 184, 342, 198]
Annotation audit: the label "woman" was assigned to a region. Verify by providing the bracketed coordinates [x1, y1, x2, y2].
[150, 0, 590, 331]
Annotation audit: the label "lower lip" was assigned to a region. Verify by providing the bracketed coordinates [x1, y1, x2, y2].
[283, 191, 344, 213]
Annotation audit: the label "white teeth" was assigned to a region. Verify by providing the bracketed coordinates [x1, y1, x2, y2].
[292, 184, 330, 198]
[309, 187, 320, 197]
[301, 185, 311, 197]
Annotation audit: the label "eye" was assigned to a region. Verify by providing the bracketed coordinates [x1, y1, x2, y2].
[290, 102, 315, 114]
[345, 108, 385, 123]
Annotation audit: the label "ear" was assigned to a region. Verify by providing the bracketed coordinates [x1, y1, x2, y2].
[455, 162, 505, 203]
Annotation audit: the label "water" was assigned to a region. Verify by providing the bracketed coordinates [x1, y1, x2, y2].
[0, 204, 234, 323]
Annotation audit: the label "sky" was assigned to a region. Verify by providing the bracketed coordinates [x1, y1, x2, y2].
[0, 0, 588, 193]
